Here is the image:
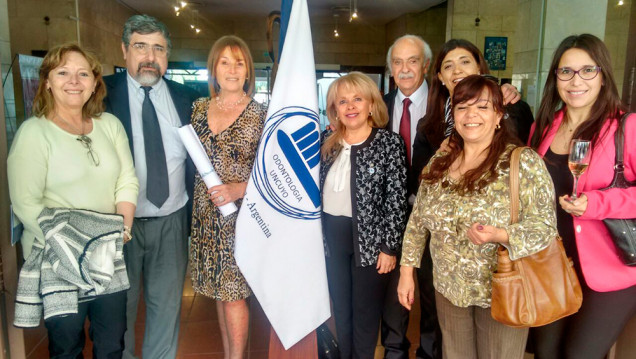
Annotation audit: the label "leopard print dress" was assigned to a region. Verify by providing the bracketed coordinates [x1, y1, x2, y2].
[189, 97, 266, 301]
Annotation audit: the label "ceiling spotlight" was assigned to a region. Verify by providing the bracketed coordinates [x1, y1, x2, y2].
[174, 6, 179, 11]
[618, 0, 624, 5]
[190, 24, 194, 29]
[180, 1, 187, 7]
[195, 28, 201, 33]
[352, 10, 358, 19]
[334, 31, 339, 38]
[176, 11, 180, 16]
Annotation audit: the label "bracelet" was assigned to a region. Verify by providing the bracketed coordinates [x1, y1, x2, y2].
[123, 225, 132, 241]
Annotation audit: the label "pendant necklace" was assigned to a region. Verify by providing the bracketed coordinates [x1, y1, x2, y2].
[215, 92, 247, 111]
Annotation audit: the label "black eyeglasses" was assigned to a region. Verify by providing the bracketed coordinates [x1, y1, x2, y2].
[555, 66, 601, 81]
[77, 135, 100, 166]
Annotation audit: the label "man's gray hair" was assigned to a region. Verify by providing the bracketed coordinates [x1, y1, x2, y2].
[122, 15, 172, 52]
[386, 34, 432, 73]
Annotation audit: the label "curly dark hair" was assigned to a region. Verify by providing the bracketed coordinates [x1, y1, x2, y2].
[421, 75, 520, 194]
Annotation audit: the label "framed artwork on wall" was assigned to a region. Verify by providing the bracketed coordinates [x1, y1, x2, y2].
[484, 37, 507, 70]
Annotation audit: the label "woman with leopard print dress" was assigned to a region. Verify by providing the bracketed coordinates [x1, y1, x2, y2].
[189, 36, 265, 359]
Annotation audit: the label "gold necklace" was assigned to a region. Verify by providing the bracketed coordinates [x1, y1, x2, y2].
[56, 113, 85, 135]
[215, 92, 247, 111]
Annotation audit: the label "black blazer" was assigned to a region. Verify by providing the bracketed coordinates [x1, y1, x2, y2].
[103, 72, 200, 224]
[320, 128, 408, 267]
[383, 89, 433, 198]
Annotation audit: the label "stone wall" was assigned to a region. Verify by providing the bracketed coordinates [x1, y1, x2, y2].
[447, 0, 519, 80]
[605, 0, 632, 96]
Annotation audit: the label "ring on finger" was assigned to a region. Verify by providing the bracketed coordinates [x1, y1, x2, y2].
[218, 195, 225, 202]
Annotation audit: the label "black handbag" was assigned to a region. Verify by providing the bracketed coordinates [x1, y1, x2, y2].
[600, 113, 636, 266]
[316, 323, 340, 359]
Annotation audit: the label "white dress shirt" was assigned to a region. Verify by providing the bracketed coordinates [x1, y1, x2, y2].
[126, 74, 189, 217]
[391, 79, 429, 162]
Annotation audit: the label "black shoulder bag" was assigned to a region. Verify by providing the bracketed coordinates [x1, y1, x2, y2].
[600, 113, 636, 266]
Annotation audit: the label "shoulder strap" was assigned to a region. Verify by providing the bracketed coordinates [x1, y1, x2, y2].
[614, 113, 631, 169]
[509, 146, 529, 224]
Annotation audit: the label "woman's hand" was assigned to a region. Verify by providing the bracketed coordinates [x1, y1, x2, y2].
[467, 223, 509, 245]
[559, 194, 588, 217]
[501, 83, 521, 105]
[397, 266, 416, 310]
[377, 252, 396, 274]
[208, 182, 247, 207]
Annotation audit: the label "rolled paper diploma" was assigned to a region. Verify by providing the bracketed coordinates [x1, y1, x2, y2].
[177, 125, 238, 217]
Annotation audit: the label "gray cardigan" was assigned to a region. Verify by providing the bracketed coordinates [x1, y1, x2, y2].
[14, 208, 129, 328]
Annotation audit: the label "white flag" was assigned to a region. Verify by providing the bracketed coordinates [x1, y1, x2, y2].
[235, 0, 330, 350]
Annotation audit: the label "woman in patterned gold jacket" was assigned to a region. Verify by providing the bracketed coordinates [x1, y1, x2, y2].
[397, 75, 557, 359]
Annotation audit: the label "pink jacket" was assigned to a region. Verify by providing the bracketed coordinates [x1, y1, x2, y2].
[530, 110, 636, 292]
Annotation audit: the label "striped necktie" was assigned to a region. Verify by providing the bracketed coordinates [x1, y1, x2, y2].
[444, 97, 453, 138]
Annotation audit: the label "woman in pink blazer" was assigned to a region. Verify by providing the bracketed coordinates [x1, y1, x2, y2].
[528, 34, 636, 359]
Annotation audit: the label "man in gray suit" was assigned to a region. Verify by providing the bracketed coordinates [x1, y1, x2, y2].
[103, 15, 199, 359]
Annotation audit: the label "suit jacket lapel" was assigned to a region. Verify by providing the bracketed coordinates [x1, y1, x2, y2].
[108, 73, 134, 152]
[384, 90, 397, 129]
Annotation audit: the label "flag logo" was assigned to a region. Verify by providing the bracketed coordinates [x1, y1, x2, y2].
[252, 106, 321, 220]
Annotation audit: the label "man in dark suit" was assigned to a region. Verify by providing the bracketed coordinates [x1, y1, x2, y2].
[381, 34, 441, 359]
[103, 15, 199, 359]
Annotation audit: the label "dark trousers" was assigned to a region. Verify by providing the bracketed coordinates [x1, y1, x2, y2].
[381, 242, 441, 359]
[45, 291, 127, 359]
[124, 206, 189, 359]
[529, 282, 636, 359]
[324, 214, 390, 359]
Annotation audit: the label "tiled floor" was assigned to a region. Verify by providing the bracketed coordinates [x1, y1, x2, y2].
[25, 273, 532, 358]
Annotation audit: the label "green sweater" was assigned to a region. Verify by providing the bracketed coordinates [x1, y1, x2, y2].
[8, 113, 139, 258]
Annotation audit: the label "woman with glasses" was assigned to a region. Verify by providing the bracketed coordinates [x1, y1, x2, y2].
[7, 43, 138, 357]
[528, 34, 636, 359]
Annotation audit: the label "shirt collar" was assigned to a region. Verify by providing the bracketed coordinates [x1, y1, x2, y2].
[126, 71, 166, 95]
[396, 79, 428, 106]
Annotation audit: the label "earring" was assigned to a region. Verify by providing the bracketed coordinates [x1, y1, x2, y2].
[369, 111, 373, 116]
[441, 82, 445, 86]
[496, 123, 501, 130]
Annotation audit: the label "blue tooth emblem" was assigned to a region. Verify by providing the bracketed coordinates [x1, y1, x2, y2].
[277, 122, 321, 207]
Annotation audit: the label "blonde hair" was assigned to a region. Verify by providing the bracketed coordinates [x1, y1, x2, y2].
[32, 43, 105, 119]
[321, 72, 388, 158]
[207, 35, 255, 98]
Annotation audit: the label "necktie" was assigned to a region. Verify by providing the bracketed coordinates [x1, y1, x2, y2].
[444, 97, 454, 138]
[141, 86, 169, 208]
[400, 98, 412, 166]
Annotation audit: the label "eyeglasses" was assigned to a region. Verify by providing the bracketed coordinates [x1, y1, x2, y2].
[77, 135, 100, 166]
[130, 42, 167, 56]
[555, 66, 601, 81]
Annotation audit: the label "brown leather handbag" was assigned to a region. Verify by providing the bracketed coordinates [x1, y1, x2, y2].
[490, 147, 583, 327]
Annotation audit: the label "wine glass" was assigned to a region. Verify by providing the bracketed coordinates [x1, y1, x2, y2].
[568, 139, 592, 201]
